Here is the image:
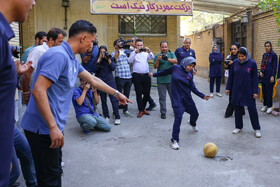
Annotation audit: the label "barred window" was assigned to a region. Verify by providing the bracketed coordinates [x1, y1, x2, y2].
[119, 15, 167, 36]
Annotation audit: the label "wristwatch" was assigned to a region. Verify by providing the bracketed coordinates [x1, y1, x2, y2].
[113, 90, 119, 97]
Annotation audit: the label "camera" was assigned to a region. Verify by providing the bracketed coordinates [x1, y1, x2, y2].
[161, 53, 168, 61]
[224, 55, 232, 65]
[10, 46, 21, 58]
[117, 38, 133, 49]
[92, 41, 98, 45]
[139, 48, 147, 52]
[103, 51, 112, 59]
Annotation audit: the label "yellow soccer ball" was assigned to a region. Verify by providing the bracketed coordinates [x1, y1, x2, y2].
[203, 142, 218, 158]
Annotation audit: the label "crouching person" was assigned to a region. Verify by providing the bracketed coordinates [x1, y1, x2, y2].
[72, 78, 111, 134]
[152, 57, 210, 150]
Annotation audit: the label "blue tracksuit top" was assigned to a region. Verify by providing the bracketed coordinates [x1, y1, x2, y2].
[259, 52, 278, 84]
[94, 58, 116, 86]
[226, 58, 259, 107]
[153, 65, 205, 108]
[175, 47, 196, 65]
[209, 52, 223, 77]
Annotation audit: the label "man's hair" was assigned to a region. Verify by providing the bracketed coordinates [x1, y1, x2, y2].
[35, 31, 47, 40]
[160, 41, 168, 47]
[184, 38, 191, 42]
[47, 28, 67, 41]
[135, 39, 143, 45]
[132, 36, 138, 40]
[69, 20, 97, 38]
[113, 39, 120, 46]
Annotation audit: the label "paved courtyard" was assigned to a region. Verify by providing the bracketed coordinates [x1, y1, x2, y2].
[18, 76, 280, 187]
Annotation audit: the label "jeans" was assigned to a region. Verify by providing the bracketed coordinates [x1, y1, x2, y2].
[132, 73, 151, 111]
[9, 126, 37, 187]
[210, 77, 221, 93]
[77, 114, 111, 132]
[115, 77, 132, 112]
[99, 91, 120, 119]
[25, 130, 61, 187]
[157, 83, 171, 115]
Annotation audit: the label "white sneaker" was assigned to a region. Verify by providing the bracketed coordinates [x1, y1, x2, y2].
[105, 117, 110, 123]
[123, 111, 134, 118]
[188, 120, 198, 132]
[232, 128, 241, 134]
[114, 119, 121, 125]
[171, 140, 179, 150]
[261, 106, 268, 112]
[210, 93, 214, 98]
[266, 107, 273, 114]
[255, 130, 262, 138]
[216, 93, 222, 97]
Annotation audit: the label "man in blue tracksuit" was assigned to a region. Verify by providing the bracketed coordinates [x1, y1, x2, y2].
[153, 57, 210, 150]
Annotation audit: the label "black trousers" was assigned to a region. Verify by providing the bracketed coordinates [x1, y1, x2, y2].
[133, 73, 151, 111]
[25, 130, 61, 187]
[262, 82, 274, 108]
[115, 77, 132, 112]
[225, 91, 245, 117]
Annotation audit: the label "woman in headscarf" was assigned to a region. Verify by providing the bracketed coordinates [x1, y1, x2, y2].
[259, 41, 278, 114]
[224, 42, 242, 118]
[226, 47, 261, 138]
[152, 57, 210, 150]
[209, 44, 223, 97]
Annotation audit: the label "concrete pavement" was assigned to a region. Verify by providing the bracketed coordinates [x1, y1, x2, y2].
[18, 76, 280, 187]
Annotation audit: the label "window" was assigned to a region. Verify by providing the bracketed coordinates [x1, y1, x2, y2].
[119, 15, 167, 36]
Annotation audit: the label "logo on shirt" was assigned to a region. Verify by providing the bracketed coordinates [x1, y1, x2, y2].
[248, 68, 251, 72]
[190, 52, 192, 56]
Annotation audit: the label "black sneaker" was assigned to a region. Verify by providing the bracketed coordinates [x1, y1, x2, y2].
[146, 103, 157, 111]
[161, 114, 166, 119]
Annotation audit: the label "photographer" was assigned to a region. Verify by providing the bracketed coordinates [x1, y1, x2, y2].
[94, 46, 121, 125]
[154, 41, 177, 119]
[81, 35, 99, 74]
[111, 39, 134, 118]
[128, 39, 154, 118]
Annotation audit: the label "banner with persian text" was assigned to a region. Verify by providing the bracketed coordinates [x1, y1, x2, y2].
[90, 0, 193, 16]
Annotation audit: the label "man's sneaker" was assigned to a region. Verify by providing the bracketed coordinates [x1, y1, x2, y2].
[61, 161, 65, 167]
[115, 119, 121, 125]
[210, 93, 214, 98]
[171, 140, 179, 150]
[216, 93, 222, 97]
[146, 103, 157, 111]
[232, 128, 241, 134]
[105, 117, 110, 122]
[161, 113, 166, 119]
[123, 111, 133, 118]
[188, 120, 198, 132]
[255, 130, 262, 138]
[83, 130, 90, 134]
[266, 107, 273, 114]
[261, 106, 268, 112]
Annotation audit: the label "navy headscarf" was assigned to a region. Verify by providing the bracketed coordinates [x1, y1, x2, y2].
[181, 57, 196, 72]
[212, 44, 220, 54]
[238, 47, 250, 64]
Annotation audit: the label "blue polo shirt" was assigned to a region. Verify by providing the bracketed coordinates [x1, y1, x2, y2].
[175, 47, 196, 64]
[81, 44, 98, 74]
[21, 41, 85, 135]
[72, 86, 99, 119]
[20, 44, 36, 64]
[0, 12, 17, 187]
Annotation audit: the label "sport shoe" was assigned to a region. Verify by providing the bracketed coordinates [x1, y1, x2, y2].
[266, 107, 273, 114]
[255, 130, 262, 138]
[161, 113, 166, 119]
[83, 130, 90, 134]
[232, 128, 241, 134]
[261, 106, 268, 112]
[216, 93, 222, 97]
[146, 103, 157, 111]
[210, 93, 214, 98]
[105, 117, 110, 122]
[188, 120, 198, 132]
[115, 119, 121, 125]
[123, 111, 134, 118]
[171, 140, 179, 150]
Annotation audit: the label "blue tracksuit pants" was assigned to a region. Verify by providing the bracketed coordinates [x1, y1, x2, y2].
[234, 105, 261, 130]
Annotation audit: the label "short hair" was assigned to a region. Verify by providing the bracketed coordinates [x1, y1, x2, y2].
[47, 28, 67, 41]
[135, 39, 143, 45]
[35, 31, 47, 40]
[69, 20, 97, 38]
[160, 41, 168, 47]
[237, 47, 247, 56]
[113, 39, 120, 46]
[184, 38, 191, 42]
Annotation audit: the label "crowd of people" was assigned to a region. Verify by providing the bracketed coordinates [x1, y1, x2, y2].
[1, 1, 280, 187]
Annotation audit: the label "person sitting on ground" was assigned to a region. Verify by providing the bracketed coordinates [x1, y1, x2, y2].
[259, 41, 278, 114]
[226, 47, 262, 138]
[72, 78, 111, 134]
[94, 45, 121, 125]
[152, 57, 210, 150]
